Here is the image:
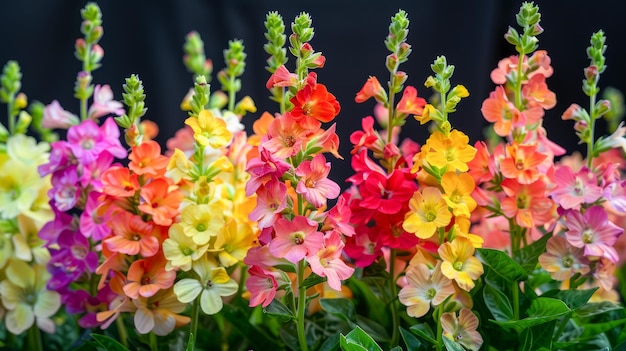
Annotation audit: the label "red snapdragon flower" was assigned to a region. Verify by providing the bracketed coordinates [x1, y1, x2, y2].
[290, 74, 340, 129]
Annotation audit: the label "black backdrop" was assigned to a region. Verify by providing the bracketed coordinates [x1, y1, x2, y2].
[1, 0, 625, 185]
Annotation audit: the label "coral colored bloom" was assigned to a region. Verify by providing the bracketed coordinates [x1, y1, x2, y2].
[173, 256, 238, 315]
[123, 253, 176, 299]
[441, 172, 477, 218]
[538, 235, 589, 281]
[396, 86, 426, 116]
[129, 140, 170, 177]
[133, 288, 190, 335]
[355, 76, 386, 103]
[101, 166, 140, 197]
[263, 114, 309, 159]
[398, 262, 455, 318]
[290, 79, 340, 129]
[350, 116, 380, 154]
[138, 178, 183, 226]
[499, 143, 547, 184]
[249, 178, 287, 229]
[439, 237, 484, 291]
[564, 207, 622, 262]
[403, 187, 452, 239]
[105, 212, 160, 257]
[550, 166, 602, 210]
[265, 65, 298, 89]
[269, 215, 324, 264]
[501, 178, 554, 228]
[523, 74, 556, 109]
[185, 109, 232, 149]
[424, 130, 476, 172]
[295, 154, 341, 208]
[307, 231, 355, 291]
[481, 86, 522, 137]
[441, 308, 483, 351]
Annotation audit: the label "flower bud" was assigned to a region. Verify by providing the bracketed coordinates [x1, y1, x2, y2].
[383, 142, 400, 159]
[391, 71, 408, 88]
[386, 54, 399, 71]
[91, 44, 104, 62]
[574, 120, 588, 133]
[398, 42, 412, 60]
[595, 99, 611, 118]
[15, 111, 32, 133]
[561, 103, 583, 121]
[584, 65, 598, 82]
[75, 38, 87, 58]
[504, 26, 520, 46]
[77, 71, 92, 91]
[15, 92, 27, 110]
[529, 23, 544, 36]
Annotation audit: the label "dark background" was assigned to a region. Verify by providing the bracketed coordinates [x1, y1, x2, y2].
[1, 1, 625, 185]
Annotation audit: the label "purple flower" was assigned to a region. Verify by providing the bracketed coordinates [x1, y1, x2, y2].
[39, 141, 74, 177]
[49, 166, 79, 212]
[66, 118, 126, 165]
[42, 100, 79, 129]
[79, 151, 114, 192]
[39, 207, 76, 245]
[47, 230, 99, 290]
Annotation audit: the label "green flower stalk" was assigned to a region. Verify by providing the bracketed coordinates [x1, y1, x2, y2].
[74, 2, 104, 121]
[0, 61, 25, 137]
[264, 11, 288, 113]
[183, 31, 213, 83]
[218, 39, 246, 112]
[115, 74, 148, 147]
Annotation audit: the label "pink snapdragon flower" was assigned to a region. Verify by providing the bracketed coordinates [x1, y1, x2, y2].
[42, 100, 79, 129]
[249, 178, 287, 229]
[564, 206, 622, 262]
[269, 215, 324, 264]
[66, 118, 127, 164]
[88, 84, 125, 120]
[295, 154, 341, 208]
[246, 265, 280, 308]
[550, 166, 602, 210]
[307, 231, 355, 291]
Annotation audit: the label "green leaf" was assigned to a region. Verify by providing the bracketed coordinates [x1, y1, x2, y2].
[263, 299, 295, 321]
[348, 277, 389, 327]
[516, 233, 550, 274]
[186, 333, 195, 351]
[580, 318, 626, 337]
[476, 248, 528, 282]
[409, 323, 438, 345]
[355, 315, 389, 343]
[520, 320, 556, 351]
[553, 288, 597, 310]
[442, 337, 464, 351]
[221, 304, 284, 349]
[91, 334, 131, 351]
[491, 298, 570, 333]
[340, 326, 383, 351]
[302, 272, 326, 289]
[319, 333, 341, 351]
[483, 281, 514, 321]
[321, 298, 356, 324]
[400, 327, 425, 351]
[575, 301, 623, 318]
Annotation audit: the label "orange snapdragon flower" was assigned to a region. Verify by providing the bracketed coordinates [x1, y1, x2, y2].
[139, 178, 183, 226]
[500, 178, 554, 228]
[129, 140, 170, 177]
[500, 142, 547, 184]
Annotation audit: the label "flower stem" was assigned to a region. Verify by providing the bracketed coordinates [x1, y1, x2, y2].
[7, 98, 15, 135]
[27, 324, 43, 351]
[587, 92, 597, 168]
[296, 259, 309, 351]
[435, 304, 443, 351]
[388, 248, 399, 347]
[189, 297, 200, 351]
[512, 280, 520, 320]
[149, 331, 158, 351]
[116, 315, 129, 348]
[228, 74, 236, 112]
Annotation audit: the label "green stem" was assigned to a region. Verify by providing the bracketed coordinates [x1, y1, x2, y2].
[189, 297, 200, 351]
[7, 99, 15, 134]
[512, 280, 520, 320]
[435, 304, 443, 351]
[27, 324, 43, 351]
[228, 74, 236, 112]
[149, 331, 158, 351]
[553, 312, 572, 343]
[116, 316, 129, 348]
[388, 248, 399, 348]
[296, 259, 309, 351]
[280, 87, 286, 115]
[386, 88, 396, 151]
[587, 92, 597, 168]
[514, 52, 525, 109]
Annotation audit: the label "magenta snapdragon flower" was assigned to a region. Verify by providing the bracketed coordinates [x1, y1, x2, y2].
[269, 215, 324, 264]
[550, 166, 602, 210]
[66, 118, 126, 164]
[47, 230, 99, 290]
